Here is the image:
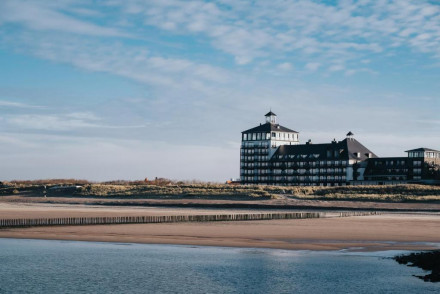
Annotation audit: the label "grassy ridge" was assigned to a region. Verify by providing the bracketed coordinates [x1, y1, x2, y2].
[2, 180, 440, 202]
[75, 184, 440, 201]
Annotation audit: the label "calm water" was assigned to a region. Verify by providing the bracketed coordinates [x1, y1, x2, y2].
[0, 238, 438, 293]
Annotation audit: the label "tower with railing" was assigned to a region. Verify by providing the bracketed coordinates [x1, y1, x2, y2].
[240, 111, 299, 184]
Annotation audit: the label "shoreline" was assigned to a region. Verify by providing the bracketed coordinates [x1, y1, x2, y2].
[1, 216, 440, 252]
[1, 235, 439, 252]
[1, 236, 438, 253]
[1, 202, 440, 252]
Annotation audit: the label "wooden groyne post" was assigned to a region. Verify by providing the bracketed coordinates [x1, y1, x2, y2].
[0, 211, 379, 228]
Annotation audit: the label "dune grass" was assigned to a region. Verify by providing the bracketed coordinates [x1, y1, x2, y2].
[1, 179, 440, 202]
[51, 182, 440, 202]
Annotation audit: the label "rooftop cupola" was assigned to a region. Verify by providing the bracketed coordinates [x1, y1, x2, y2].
[346, 131, 354, 140]
[265, 110, 277, 124]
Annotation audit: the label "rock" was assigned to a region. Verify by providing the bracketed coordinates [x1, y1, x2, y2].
[394, 251, 440, 283]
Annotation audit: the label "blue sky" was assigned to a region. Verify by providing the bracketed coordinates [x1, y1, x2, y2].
[0, 0, 439, 181]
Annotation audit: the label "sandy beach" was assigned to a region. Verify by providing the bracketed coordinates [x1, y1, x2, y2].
[1, 202, 440, 251]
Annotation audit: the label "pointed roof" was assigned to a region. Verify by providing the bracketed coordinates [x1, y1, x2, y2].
[405, 147, 440, 153]
[265, 111, 276, 117]
[345, 137, 377, 160]
[272, 138, 377, 161]
[242, 122, 298, 134]
[346, 131, 354, 136]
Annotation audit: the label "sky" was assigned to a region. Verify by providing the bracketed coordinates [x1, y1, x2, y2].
[0, 0, 439, 182]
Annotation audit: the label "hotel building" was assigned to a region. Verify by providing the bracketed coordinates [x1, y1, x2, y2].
[240, 112, 440, 186]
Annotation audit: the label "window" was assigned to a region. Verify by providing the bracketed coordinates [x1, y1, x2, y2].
[272, 132, 276, 138]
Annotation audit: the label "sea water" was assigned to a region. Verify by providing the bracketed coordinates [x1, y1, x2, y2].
[0, 238, 438, 293]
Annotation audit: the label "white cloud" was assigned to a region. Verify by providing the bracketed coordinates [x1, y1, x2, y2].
[277, 62, 293, 71]
[304, 62, 321, 71]
[4, 112, 147, 131]
[344, 68, 378, 76]
[3, 0, 440, 71]
[328, 64, 345, 72]
[4, 32, 233, 94]
[0, 100, 44, 108]
[0, 0, 439, 181]
[66, 112, 100, 121]
[0, 0, 129, 37]
[102, 0, 440, 67]
[6, 114, 100, 131]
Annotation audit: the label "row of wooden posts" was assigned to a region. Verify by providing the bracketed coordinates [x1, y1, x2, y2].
[0, 211, 379, 228]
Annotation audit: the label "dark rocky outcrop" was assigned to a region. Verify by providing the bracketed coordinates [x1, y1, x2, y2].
[394, 251, 440, 282]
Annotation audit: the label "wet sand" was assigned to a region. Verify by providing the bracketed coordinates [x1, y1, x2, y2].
[1, 203, 439, 251]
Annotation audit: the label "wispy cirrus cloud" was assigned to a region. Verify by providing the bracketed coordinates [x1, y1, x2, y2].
[0, 0, 439, 181]
[106, 0, 440, 70]
[4, 112, 148, 131]
[0, 0, 129, 37]
[2, 0, 440, 74]
[3, 32, 233, 94]
[0, 100, 45, 109]
[6, 113, 100, 131]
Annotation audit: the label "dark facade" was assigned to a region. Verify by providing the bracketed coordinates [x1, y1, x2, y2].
[240, 112, 440, 186]
[363, 148, 440, 184]
[363, 157, 420, 183]
[265, 138, 376, 186]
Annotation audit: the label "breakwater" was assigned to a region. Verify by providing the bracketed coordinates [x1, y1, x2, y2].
[0, 211, 379, 228]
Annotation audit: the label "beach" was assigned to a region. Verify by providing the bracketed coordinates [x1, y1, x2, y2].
[1, 202, 439, 251]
